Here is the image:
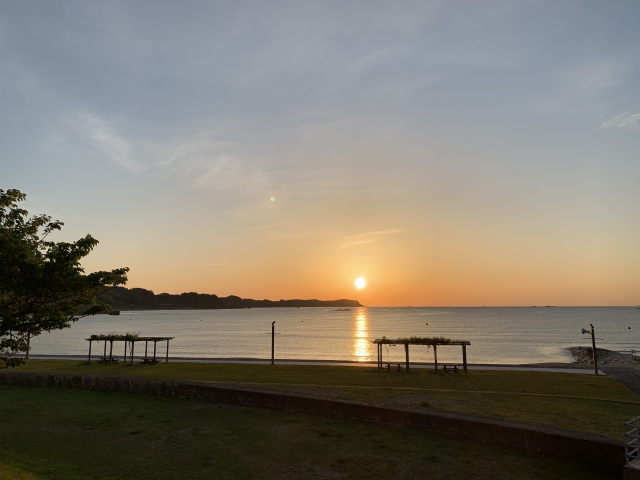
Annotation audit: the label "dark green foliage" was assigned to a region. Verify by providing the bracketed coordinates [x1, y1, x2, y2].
[98, 286, 362, 310]
[0, 189, 128, 366]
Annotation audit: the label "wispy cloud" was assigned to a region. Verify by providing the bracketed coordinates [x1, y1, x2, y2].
[253, 221, 293, 230]
[600, 112, 640, 130]
[68, 111, 270, 198]
[153, 130, 237, 179]
[340, 229, 402, 248]
[555, 59, 626, 96]
[191, 155, 267, 194]
[78, 113, 141, 172]
[528, 57, 630, 115]
[349, 47, 400, 76]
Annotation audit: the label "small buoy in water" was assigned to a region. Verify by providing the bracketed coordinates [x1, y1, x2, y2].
[629, 326, 632, 329]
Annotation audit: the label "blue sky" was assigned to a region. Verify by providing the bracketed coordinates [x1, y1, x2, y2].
[2, 1, 640, 305]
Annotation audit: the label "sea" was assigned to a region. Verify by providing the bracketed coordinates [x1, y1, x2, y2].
[29, 306, 640, 365]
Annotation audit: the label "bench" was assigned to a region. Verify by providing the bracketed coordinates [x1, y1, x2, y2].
[98, 357, 118, 364]
[140, 358, 159, 365]
[386, 363, 404, 371]
[442, 364, 462, 373]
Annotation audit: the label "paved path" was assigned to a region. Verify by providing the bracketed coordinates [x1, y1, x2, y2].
[29, 354, 603, 374]
[600, 367, 640, 395]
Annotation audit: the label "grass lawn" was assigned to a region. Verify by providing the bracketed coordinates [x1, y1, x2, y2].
[0, 385, 617, 480]
[15, 360, 640, 440]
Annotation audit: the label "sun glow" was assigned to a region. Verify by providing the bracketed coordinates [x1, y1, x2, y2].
[355, 277, 366, 289]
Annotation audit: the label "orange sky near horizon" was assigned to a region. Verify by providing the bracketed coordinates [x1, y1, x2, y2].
[74, 187, 640, 307]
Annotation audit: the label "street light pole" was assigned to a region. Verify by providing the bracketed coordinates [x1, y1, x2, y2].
[271, 321, 275, 365]
[582, 324, 599, 375]
[589, 324, 598, 376]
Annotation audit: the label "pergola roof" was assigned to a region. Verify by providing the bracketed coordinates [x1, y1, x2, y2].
[372, 336, 470, 346]
[86, 334, 174, 342]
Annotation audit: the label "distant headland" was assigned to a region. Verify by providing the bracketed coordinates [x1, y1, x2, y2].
[97, 287, 363, 311]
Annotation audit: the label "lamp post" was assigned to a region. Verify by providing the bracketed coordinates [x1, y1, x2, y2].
[582, 324, 598, 375]
[265, 321, 280, 365]
[271, 321, 275, 365]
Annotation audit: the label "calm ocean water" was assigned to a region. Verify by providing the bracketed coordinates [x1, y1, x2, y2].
[29, 307, 640, 364]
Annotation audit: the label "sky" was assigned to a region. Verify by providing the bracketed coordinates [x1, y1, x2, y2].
[2, 1, 640, 306]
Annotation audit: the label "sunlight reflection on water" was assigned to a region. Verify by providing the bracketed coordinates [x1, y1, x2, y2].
[351, 309, 371, 361]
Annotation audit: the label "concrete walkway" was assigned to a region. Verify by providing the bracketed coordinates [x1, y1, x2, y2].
[28, 354, 604, 374]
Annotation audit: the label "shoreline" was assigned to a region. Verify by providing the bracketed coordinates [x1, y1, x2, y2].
[26, 345, 640, 370]
[26, 354, 601, 374]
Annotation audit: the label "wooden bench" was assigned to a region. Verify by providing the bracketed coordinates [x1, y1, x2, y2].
[140, 358, 159, 365]
[386, 363, 404, 371]
[442, 364, 462, 373]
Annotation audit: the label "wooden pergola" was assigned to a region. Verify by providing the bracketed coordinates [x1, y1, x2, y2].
[86, 334, 175, 365]
[372, 336, 471, 373]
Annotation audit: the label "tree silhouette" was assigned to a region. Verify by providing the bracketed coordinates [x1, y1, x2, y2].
[0, 189, 128, 367]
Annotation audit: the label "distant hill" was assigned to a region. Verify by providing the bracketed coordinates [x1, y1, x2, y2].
[97, 287, 362, 311]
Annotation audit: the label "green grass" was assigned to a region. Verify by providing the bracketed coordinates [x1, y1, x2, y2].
[0, 463, 40, 480]
[0, 385, 616, 479]
[16, 360, 640, 440]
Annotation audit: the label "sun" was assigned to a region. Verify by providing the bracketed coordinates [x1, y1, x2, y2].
[355, 277, 366, 289]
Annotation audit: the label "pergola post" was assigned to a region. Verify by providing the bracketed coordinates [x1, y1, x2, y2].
[131, 341, 135, 364]
[153, 341, 157, 363]
[380, 343, 383, 368]
[103, 341, 107, 358]
[166, 339, 169, 363]
[109, 340, 114, 363]
[405, 343, 410, 372]
[88, 340, 92, 363]
[124, 341, 127, 361]
[26, 335, 30, 359]
[462, 344, 467, 374]
[433, 344, 438, 372]
[145, 341, 148, 359]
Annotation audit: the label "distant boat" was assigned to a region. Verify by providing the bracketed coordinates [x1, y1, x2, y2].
[334, 308, 350, 312]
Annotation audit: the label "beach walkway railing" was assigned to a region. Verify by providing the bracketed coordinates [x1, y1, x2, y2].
[624, 416, 640, 467]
